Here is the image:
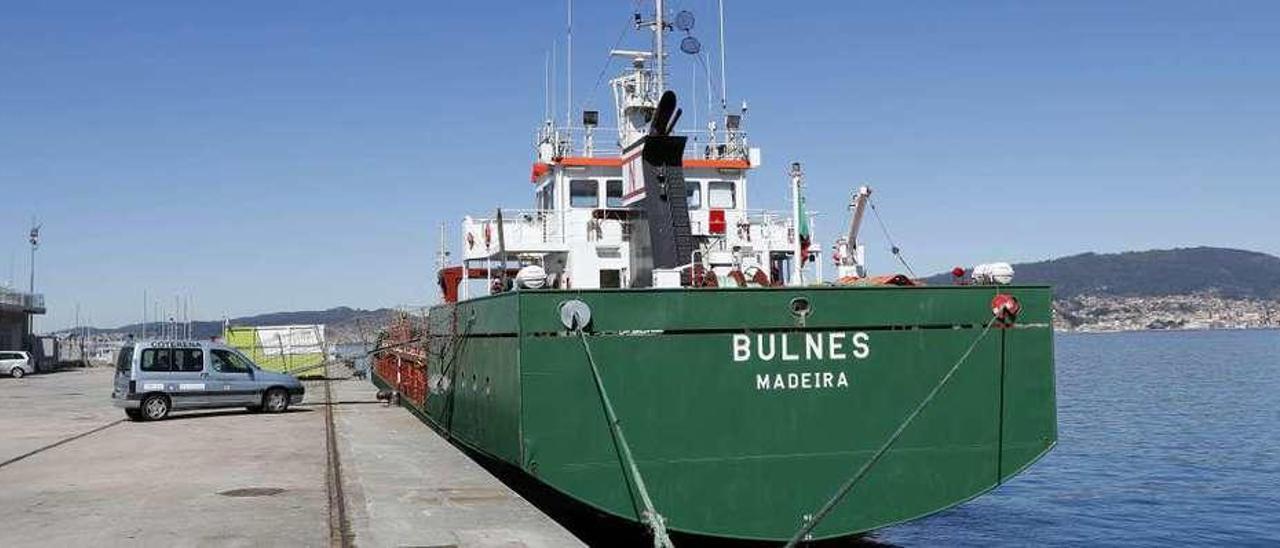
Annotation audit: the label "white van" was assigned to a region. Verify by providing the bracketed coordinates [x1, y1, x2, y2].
[112, 340, 305, 421]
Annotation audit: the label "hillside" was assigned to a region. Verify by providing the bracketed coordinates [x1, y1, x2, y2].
[927, 247, 1280, 299]
[100, 307, 402, 344]
[66, 248, 1280, 339]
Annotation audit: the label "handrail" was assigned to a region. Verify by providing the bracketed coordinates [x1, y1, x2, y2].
[537, 125, 750, 160]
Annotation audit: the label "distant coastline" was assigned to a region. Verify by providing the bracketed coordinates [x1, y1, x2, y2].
[1052, 294, 1278, 333]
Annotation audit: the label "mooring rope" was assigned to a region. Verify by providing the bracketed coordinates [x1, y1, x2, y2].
[575, 327, 675, 548]
[784, 316, 1001, 547]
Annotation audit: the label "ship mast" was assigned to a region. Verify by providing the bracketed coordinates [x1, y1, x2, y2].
[791, 163, 804, 285]
[435, 222, 449, 272]
[654, 0, 665, 93]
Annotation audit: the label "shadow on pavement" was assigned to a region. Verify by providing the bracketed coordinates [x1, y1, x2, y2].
[147, 407, 315, 422]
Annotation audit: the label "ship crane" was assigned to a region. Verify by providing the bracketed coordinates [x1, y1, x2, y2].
[834, 185, 873, 279]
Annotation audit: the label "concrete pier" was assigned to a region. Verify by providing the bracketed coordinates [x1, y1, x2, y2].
[0, 368, 584, 547]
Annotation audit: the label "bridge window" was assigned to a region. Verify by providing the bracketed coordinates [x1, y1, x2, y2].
[537, 182, 554, 210]
[708, 181, 736, 209]
[570, 179, 599, 208]
[606, 180, 624, 208]
[685, 181, 702, 210]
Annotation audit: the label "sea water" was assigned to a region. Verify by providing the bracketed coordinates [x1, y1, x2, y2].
[876, 329, 1280, 546]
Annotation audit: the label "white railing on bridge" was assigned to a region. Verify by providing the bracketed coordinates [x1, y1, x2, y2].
[462, 210, 569, 260]
[537, 126, 750, 160]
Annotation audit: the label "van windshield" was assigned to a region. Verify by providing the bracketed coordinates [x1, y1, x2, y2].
[116, 346, 133, 373]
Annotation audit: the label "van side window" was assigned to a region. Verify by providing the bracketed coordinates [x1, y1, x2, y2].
[116, 346, 134, 373]
[176, 349, 204, 372]
[141, 348, 173, 372]
[211, 349, 252, 373]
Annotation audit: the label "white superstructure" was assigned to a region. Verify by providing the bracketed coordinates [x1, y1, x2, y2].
[447, 2, 822, 300]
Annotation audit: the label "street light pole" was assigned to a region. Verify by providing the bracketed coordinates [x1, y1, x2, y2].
[28, 221, 40, 294]
[27, 221, 40, 338]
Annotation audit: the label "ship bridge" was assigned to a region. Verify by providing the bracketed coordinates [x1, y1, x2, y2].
[445, 2, 824, 300]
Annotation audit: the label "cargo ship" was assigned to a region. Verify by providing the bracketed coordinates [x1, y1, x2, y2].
[372, 2, 1056, 544]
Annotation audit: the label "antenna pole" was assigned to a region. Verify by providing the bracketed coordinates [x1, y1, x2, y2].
[791, 163, 804, 286]
[691, 62, 698, 133]
[436, 222, 449, 272]
[718, 0, 727, 111]
[655, 0, 665, 93]
[544, 50, 551, 120]
[566, 0, 573, 127]
[551, 39, 557, 125]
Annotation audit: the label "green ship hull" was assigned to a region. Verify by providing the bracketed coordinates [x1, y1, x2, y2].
[372, 285, 1057, 542]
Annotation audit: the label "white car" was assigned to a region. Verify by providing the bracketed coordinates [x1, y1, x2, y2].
[1, 351, 34, 379]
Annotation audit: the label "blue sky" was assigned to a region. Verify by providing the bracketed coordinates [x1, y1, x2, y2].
[2, 1, 1277, 330]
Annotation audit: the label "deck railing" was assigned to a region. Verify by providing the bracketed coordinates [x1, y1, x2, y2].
[537, 126, 750, 160]
[462, 209, 568, 259]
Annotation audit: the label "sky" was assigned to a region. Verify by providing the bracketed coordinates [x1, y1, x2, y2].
[1, 1, 1277, 330]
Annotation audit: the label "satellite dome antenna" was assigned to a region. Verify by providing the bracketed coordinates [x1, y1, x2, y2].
[680, 36, 701, 55]
[675, 10, 701, 55]
[675, 10, 695, 32]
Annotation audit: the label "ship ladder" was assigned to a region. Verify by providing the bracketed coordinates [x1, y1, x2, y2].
[784, 314, 1003, 547]
[574, 326, 675, 548]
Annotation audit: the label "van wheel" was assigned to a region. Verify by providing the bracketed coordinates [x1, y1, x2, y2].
[10, 367, 24, 379]
[141, 394, 171, 420]
[263, 388, 289, 413]
[125, 408, 143, 421]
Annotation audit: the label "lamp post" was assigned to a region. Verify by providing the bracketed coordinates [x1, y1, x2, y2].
[27, 222, 40, 337]
[28, 222, 39, 294]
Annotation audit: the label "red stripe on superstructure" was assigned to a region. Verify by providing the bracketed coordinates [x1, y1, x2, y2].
[685, 158, 751, 169]
[558, 157, 626, 167]
[552, 157, 752, 169]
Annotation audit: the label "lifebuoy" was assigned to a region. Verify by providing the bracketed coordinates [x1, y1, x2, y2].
[991, 294, 1021, 328]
